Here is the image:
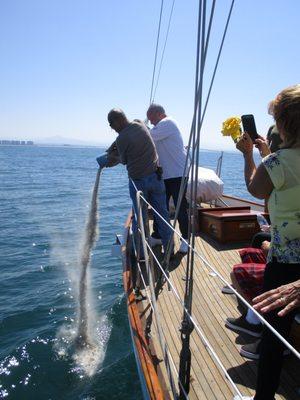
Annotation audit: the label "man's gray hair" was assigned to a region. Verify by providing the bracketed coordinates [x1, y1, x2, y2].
[147, 103, 165, 114]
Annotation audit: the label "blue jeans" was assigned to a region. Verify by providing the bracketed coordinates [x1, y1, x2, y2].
[129, 172, 173, 251]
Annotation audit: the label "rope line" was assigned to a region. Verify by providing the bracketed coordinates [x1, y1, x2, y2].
[161, 0, 234, 268]
[149, 0, 164, 105]
[133, 242, 190, 399]
[152, 0, 176, 102]
[141, 229, 243, 398]
[135, 190, 300, 361]
[132, 2, 299, 399]
[136, 190, 179, 398]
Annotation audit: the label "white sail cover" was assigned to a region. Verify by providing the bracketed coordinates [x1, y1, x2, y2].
[186, 167, 224, 203]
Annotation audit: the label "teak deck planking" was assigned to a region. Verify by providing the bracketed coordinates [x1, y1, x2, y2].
[133, 231, 300, 399]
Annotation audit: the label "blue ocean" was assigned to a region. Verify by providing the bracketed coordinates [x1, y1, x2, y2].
[0, 145, 258, 400]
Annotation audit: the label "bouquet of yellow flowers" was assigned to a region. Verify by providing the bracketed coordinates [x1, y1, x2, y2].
[221, 116, 241, 142]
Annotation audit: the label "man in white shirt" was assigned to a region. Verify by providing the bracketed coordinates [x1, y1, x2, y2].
[147, 104, 189, 253]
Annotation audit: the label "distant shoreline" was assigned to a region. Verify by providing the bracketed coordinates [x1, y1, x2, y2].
[0, 142, 239, 153]
[0, 140, 34, 146]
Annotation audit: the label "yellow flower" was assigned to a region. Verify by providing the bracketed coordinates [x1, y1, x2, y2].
[221, 116, 241, 142]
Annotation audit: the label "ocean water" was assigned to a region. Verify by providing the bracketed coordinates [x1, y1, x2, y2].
[0, 146, 259, 400]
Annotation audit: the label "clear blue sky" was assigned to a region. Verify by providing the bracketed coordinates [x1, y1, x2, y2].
[1, 0, 299, 149]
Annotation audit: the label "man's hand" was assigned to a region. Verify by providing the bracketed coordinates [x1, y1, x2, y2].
[253, 280, 300, 317]
[96, 154, 108, 169]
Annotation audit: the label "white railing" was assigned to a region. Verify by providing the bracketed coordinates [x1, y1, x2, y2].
[130, 182, 300, 400]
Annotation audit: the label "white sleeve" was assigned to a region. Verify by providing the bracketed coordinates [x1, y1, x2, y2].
[150, 121, 173, 142]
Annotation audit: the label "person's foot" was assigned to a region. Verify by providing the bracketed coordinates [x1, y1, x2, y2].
[149, 236, 162, 247]
[179, 239, 189, 254]
[222, 285, 234, 294]
[240, 339, 290, 360]
[240, 339, 261, 360]
[225, 315, 262, 337]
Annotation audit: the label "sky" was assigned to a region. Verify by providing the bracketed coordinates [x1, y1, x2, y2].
[1, 0, 299, 150]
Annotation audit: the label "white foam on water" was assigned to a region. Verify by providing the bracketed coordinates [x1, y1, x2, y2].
[54, 313, 111, 377]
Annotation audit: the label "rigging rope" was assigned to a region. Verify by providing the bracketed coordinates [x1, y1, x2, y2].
[133, 239, 190, 399]
[136, 190, 300, 361]
[136, 190, 179, 398]
[131, 189, 300, 400]
[149, 0, 176, 105]
[136, 1, 300, 398]
[143, 237, 244, 399]
[149, 0, 164, 105]
[179, 1, 210, 395]
[152, 0, 176, 102]
[163, 0, 234, 269]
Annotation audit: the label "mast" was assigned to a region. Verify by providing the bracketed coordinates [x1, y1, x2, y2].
[178, 0, 205, 396]
[146, 0, 236, 396]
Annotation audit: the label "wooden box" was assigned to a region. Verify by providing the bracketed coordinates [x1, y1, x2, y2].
[198, 206, 268, 244]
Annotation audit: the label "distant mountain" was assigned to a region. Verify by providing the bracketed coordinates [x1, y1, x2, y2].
[34, 135, 107, 147]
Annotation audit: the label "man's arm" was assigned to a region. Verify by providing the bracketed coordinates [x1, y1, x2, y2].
[106, 141, 121, 167]
[116, 137, 128, 165]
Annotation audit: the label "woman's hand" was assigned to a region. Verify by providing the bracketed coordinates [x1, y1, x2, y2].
[255, 135, 271, 157]
[253, 280, 300, 317]
[236, 132, 253, 155]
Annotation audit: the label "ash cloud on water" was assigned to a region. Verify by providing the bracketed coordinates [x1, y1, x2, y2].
[53, 168, 110, 377]
[76, 168, 101, 348]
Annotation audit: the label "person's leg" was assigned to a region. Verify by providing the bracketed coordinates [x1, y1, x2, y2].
[148, 173, 173, 250]
[239, 248, 266, 264]
[129, 180, 139, 240]
[129, 178, 148, 254]
[254, 261, 300, 400]
[165, 177, 189, 239]
[151, 181, 170, 240]
[230, 270, 253, 305]
[231, 262, 266, 303]
[151, 212, 162, 239]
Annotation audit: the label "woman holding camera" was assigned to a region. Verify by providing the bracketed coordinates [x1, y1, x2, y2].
[235, 84, 300, 400]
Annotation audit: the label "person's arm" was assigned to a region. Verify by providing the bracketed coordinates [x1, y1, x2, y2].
[236, 132, 274, 199]
[253, 280, 300, 317]
[116, 137, 128, 165]
[150, 121, 174, 142]
[106, 141, 121, 167]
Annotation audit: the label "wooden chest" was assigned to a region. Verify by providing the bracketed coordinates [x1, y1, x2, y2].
[198, 206, 268, 244]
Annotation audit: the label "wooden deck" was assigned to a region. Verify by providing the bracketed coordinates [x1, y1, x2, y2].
[133, 232, 300, 399]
